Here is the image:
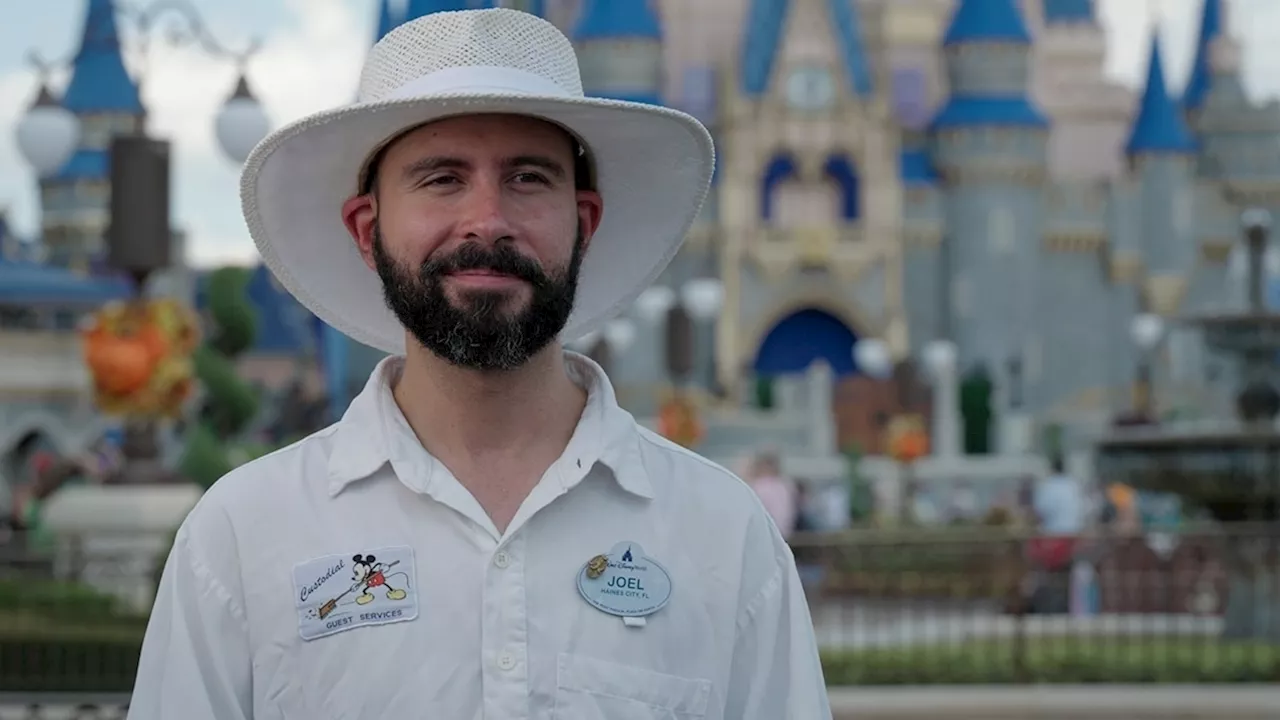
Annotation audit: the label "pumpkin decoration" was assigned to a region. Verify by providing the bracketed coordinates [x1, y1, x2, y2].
[81, 299, 202, 419]
[887, 413, 930, 464]
[658, 392, 704, 449]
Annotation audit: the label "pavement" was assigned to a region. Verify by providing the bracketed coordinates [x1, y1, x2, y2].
[3, 686, 1280, 719]
[828, 685, 1280, 719]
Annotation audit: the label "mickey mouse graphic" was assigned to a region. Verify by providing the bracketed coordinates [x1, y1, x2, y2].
[352, 554, 408, 605]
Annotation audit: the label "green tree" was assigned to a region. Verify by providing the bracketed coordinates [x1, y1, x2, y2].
[179, 267, 261, 490]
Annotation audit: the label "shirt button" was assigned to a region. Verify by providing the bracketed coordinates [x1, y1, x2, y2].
[494, 551, 511, 569]
[497, 652, 516, 671]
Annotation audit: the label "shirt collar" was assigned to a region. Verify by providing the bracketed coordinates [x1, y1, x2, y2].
[326, 350, 652, 500]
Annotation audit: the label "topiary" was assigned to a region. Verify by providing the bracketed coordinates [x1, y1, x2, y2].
[178, 267, 260, 490]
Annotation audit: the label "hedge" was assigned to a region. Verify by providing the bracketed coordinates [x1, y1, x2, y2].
[820, 637, 1280, 685]
[1, 626, 1277, 691]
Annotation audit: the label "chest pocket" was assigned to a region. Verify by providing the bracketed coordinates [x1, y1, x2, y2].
[553, 653, 712, 720]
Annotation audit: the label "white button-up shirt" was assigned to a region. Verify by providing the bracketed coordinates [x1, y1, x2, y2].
[128, 353, 831, 719]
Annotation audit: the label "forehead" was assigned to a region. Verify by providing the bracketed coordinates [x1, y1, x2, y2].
[384, 113, 576, 160]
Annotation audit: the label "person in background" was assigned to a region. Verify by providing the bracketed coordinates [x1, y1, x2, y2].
[747, 450, 799, 539]
[1028, 455, 1087, 613]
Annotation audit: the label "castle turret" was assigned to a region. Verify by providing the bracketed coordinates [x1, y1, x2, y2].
[572, 0, 663, 105]
[1034, 0, 1129, 179]
[42, 0, 145, 270]
[1183, 0, 1224, 117]
[929, 0, 1047, 375]
[1194, 0, 1280, 223]
[1125, 34, 1198, 287]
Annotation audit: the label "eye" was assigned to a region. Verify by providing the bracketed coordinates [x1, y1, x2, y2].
[512, 171, 551, 185]
[422, 174, 460, 188]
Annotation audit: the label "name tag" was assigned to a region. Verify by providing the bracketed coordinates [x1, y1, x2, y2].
[293, 545, 418, 641]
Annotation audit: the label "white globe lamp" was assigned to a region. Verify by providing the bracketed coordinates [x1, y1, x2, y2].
[633, 285, 677, 323]
[923, 339, 958, 377]
[680, 277, 724, 321]
[214, 74, 271, 165]
[854, 338, 893, 379]
[603, 318, 637, 354]
[1130, 313, 1165, 351]
[1241, 208, 1272, 235]
[15, 84, 80, 178]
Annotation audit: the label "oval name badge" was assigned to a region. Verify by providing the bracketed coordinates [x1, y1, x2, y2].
[577, 541, 672, 620]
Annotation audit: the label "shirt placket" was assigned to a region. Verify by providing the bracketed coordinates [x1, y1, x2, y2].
[482, 532, 530, 718]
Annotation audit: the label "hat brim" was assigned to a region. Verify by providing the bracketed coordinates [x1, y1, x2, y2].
[240, 93, 715, 356]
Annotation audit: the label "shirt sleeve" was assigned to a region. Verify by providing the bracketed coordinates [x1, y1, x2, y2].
[723, 547, 833, 719]
[127, 528, 253, 720]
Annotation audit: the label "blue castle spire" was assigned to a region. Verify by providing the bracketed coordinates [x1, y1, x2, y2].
[61, 0, 142, 114]
[739, 0, 872, 98]
[574, 0, 661, 39]
[1125, 35, 1197, 155]
[374, 0, 400, 42]
[942, 0, 1032, 46]
[572, 1, 664, 105]
[404, 0, 478, 20]
[930, 0, 1046, 131]
[1043, 0, 1094, 23]
[1183, 0, 1223, 113]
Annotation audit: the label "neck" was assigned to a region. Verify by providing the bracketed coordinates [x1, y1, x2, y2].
[392, 339, 587, 461]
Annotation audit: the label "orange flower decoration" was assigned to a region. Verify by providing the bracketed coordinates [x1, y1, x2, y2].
[81, 299, 202, 419]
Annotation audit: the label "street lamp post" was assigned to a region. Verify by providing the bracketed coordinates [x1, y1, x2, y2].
[12, 0, 273, 484]
[680, 277, 724, 392]
[15, 0, 271, 174]
[634, 278, 724, 392]
[1130, 312, 1165, 422]
[923, 340, 960, 459]
[1235, 208, 1280, 424]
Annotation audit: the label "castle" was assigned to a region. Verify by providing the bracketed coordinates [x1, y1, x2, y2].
[498, 0, 1260, 444]
[1, 0, 1270, 477]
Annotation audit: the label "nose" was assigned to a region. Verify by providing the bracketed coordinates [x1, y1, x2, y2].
[455, 177, 517, 244]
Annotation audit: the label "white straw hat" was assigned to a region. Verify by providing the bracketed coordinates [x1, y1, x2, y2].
[240, 8, 715, 356]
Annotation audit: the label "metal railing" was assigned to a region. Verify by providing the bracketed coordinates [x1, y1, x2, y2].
[0, 524, 1275, 707]
[791, 523, 1280, 685]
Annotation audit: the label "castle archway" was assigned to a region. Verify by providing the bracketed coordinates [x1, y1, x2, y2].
[752, 307, 860, 376]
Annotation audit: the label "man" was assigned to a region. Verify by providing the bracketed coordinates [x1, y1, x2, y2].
[128, 9, 830, 720]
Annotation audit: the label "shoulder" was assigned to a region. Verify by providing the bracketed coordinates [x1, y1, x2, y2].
[633, 427, 791, 589]
[634, 426, 764, 517]
[178, 424, 342, 545]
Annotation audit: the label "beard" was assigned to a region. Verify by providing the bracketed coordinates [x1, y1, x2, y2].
[371, 224, 585, 371]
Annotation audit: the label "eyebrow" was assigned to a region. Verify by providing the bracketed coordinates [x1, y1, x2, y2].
[400, 154, 568, 184]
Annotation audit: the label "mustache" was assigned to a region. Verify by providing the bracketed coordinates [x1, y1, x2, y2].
[421, 242, 547, 286]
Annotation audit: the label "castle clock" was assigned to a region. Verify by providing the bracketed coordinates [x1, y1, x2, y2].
[785, 65, 836, 111]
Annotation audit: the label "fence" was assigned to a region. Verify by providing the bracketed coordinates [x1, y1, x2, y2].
[0, 524, 1275, 708]
[793, 523, 1280, 685]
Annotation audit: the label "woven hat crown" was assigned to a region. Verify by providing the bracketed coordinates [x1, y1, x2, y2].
[357, 9, 585, 103]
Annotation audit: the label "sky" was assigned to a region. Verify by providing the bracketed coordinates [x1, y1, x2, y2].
[0, 0, 1278, 269]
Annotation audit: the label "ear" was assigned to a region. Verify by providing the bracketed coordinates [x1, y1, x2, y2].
[342, 194, 379, 272]
[574, 189, 604, 254]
